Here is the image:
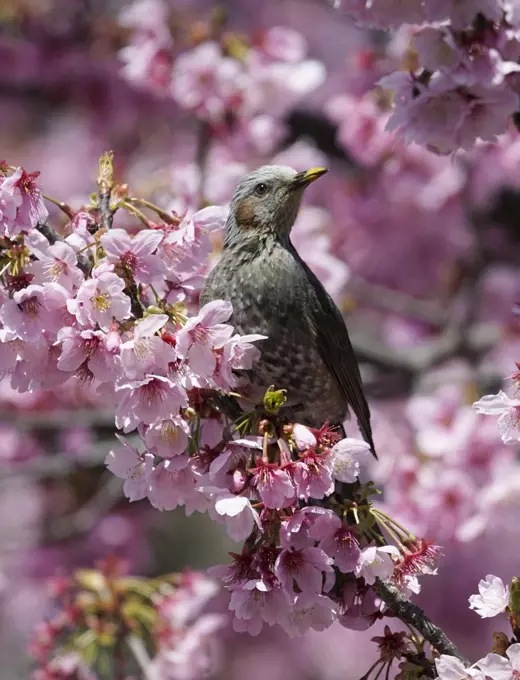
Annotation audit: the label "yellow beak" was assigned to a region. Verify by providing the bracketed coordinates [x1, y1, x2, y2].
[292, 167, 328, 189]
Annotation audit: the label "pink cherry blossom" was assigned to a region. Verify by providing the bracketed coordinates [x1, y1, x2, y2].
[424, 0, 503, 29]
[171, 42, 246, 122]
[250, 460, 295, 509]
[1, 284, 70, 343]
[292, 423, 317, 450]
[291, 450, 335, 500]
[355, 545, 399, 585]
[474, 391, 520, 444]
[217, 333, 266, 389]
[105, 438, 154, 502]
[176, 300, 234, 378]
[0, 167, 48, 236]
[229, 579, 289, 634]
[259, 26, 307, 64]
[69, 272, 131, 329]
[339, 584, 384, 631]
[0, 329, 20, 375]
[208, 438, 262, 490]
[283, 592, 338, 637]
[101, 228, 166, 284]
[280, 507, 336, 549]
[150, 613, 225, 680]
[26, 230, 83, 292]
[330, 437, 371, 483]
[115, 375, 188, 431]
[469, 574, 509, 618]
[143, 417, 190, 461]
[0, 183, 17, 237]
[57, 327, 120, 382]
[120, 313, 176, 379]
[478, 644, 520, 680]
[435, 655, 485, 680]
[379, 70, 518, 154]
[210, 492, 262, 542]
[274, 546, 333, 595]
[317, 515, 362, 573]
[148, 462, 198, 511]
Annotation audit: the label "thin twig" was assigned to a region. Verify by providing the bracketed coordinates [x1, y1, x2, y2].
[349, 277, 447, 326]
[44, 472, 124, 543]
[127, 281, 145, 319]
[374, 580, 470, 664]
[1, 408, 117, 430]
[97, 150, 115, 231]
[349, 322, 499, 374]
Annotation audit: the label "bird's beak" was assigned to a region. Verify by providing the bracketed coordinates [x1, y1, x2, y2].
[291, 167, 328, 190]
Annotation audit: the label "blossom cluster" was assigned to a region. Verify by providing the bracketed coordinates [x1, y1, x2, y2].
[334, 0, 520, 153]
[120, 0, 325, 153]
[370, 379, 519, 543]
[30, 556, 224, 680]
[0, 158, 441, 650]
[435, 572, 520, 680]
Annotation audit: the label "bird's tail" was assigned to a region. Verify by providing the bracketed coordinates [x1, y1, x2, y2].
[359, 420, 378, 460]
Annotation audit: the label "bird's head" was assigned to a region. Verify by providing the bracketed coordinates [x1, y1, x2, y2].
[225, 164, 328, 248]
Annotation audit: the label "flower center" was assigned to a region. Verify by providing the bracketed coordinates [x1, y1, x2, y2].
[283, 550, 304, 574]
[19, 296, 41, 317]
[161, 421, 179, 443]
[83, 337, 100, 358]
[121, 252, 138, 271]
[190, 325, 209, 344]
[142, 379, 165, 406]
[134, 338, 152, 360]
[47, 261, 66, 281]
[91, 292, 111, 311]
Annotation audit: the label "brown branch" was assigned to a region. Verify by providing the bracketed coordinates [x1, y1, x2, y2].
[374, 580, 470, 664]
[127, 281, 145, 319]
[97, 150, 116, 231]
[1, 408, 116, 430]
[44, 472, 124, 543]
[349, 322, 499, 374]
[349, 277, 447, 326]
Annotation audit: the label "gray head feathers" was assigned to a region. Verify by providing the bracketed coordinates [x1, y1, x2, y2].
[224, 164, 327, 249]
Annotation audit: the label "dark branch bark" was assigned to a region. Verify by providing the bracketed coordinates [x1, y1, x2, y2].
[98, 189, 114, 231]
[374, 580, 470, 664]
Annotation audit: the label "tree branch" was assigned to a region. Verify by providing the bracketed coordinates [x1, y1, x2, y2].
[44, 472, 124, 543]
[374, 580, 470, 664]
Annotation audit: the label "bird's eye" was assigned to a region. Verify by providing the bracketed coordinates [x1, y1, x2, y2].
[254, 182, 269, 197]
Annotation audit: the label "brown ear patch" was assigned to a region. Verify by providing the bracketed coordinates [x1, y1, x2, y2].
[235, 196, 259, 229]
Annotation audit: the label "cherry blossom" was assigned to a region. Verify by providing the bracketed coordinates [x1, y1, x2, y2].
[115, 375, 188, 431]
[477, 644, 520, 680]
[68, 272, 131, 330]
[176, 300, 234, 378]
[101, 228, 166, 284]
[469, 575, 510, 618]
[105, 438, 155, 501]
[120, 313, 176, 379]
[474, 391, 520, 444]
[274, 546, 333, 595]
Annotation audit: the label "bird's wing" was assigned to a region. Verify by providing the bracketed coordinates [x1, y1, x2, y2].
[292, 249, 377, 457]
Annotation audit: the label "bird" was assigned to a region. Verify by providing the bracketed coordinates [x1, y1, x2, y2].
[200, 164, 377, 457]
